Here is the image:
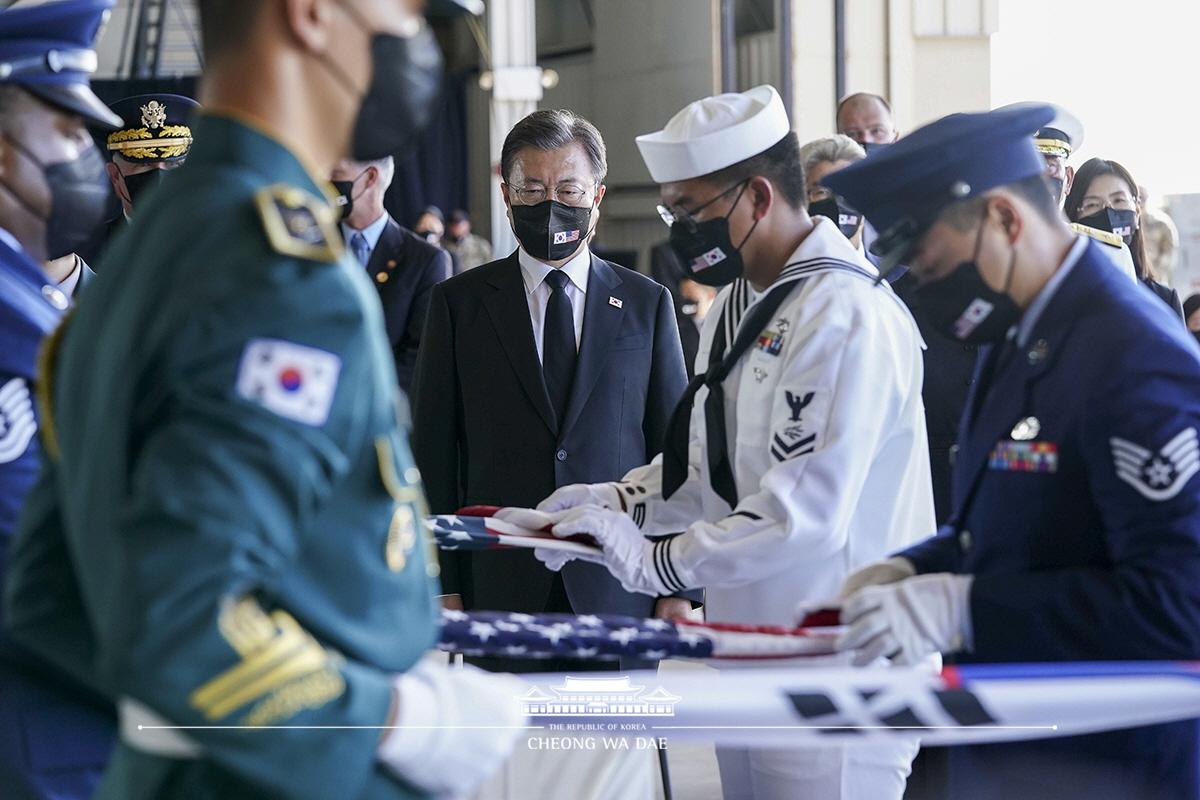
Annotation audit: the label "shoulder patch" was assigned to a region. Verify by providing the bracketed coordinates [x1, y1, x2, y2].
[1111, 428, 1200, 501]
[1070, 222, 1123, 249]
[255, 184, 342, 263]
[236, 338, 342, 426]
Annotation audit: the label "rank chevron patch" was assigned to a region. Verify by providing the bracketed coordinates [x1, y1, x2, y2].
[1110, 427, 1200, 501]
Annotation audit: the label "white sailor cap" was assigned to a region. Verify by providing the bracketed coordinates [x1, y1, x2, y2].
[636, 84, 791, 184]
[997, 101, 1083, 159]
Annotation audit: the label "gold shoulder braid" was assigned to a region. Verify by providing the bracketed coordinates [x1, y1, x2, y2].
[35, 308, 74, 462]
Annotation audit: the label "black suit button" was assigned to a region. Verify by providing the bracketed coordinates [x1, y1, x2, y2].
[966, 378, 974, 386]
[556, 449, 567, 461]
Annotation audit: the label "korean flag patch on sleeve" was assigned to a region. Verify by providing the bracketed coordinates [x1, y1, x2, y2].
[1110, 428, 1200, 501]
[236, 339, 342, 426]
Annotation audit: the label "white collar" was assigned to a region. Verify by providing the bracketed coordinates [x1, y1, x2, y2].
[518, 246, 592, 296]
[341, 211, 390, 252]
[777, 215, 878, 280]
[1015, 234, 1088, 347]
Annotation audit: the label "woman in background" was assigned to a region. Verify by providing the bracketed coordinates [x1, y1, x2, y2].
[1065, 158, 1183, 317]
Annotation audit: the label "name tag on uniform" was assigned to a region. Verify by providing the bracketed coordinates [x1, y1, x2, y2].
[989, 440, 1058, 473]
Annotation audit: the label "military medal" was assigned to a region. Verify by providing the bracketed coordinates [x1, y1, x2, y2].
[1011, 416, 1041, 441]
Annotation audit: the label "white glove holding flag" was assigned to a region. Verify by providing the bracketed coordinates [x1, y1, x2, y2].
[835, 573, 974, 666]
[378, 660, 528, 797]
[536, 482, 624, 513]
[539, 505, 671, 597]
[839, 556, 917, 595]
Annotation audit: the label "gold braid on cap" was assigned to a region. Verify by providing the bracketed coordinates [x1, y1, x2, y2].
[1033, 138, 1071, 159]
[107, 125, 193, 160]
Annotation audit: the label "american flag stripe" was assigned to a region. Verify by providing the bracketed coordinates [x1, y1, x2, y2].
[438, 609, 839, 661]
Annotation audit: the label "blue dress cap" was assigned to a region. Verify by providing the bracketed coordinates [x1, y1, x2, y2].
[0, 0, 121, 129]
[822, 104, 1056, 274]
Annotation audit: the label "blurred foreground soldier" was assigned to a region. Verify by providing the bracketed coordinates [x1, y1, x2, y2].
[78, 93, 199, 267]
[823, 104, 1200, 800]
[0, 3, 122, 797]
[525, 84, 933, 800]
[4, 1, 527, 799]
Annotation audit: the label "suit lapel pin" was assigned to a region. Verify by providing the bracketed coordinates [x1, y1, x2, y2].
[376, 271, 389, 283]
[609, 296, 623, 308]
[753, 367, 768, 383]
[1011, 416, 1041, 441]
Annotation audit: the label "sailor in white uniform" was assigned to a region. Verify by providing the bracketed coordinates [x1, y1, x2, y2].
[508, 85, 936, 800]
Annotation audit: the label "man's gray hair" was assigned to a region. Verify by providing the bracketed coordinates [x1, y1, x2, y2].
[500, 109, 607, 188]
[342, 155, 395, 191]
[799, 134, 865, 178]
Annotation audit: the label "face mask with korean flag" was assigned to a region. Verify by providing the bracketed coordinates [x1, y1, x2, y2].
[667, 182, 759, 287]
[510, 199, 593, 261]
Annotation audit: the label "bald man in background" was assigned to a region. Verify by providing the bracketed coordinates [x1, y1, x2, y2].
[836, 93, 900, 149]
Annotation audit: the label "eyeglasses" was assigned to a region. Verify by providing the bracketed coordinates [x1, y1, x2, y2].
[1078, 195, 1135, 217]
[657, 180, 749, 231]
[509, 184, 591, 206]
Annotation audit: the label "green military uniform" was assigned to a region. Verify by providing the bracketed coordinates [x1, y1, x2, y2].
[4, 112, 439, 800]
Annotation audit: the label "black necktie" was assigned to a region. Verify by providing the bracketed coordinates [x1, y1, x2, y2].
[542, 269, 577, 427]
[662, 278, 801, 507]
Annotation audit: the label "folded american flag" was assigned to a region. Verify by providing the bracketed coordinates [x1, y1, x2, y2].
[438, 609, 842, 661]
[430, 506, 600, 555]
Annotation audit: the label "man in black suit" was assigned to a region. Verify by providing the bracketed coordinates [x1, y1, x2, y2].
[332, 155, 450, 397]
[411, 109, 692, 670]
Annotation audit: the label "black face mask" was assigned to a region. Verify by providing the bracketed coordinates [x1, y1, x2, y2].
[808, 196, 863, 239]
[121, 167, 166, 209]
[1, 136, 110, 261]
[1077, 207, 1137, 245]
[912, 214, 1021, 344]
[1048, 177, 1064, 204]
[510, 200, 593, 261]
[668, 181, 758, 287]
[322, 3, 443, 162]
[332, 180, 355, 220]
[331, 168, 369, 221]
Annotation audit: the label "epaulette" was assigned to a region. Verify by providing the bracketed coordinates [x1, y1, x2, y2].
[1070, 222, 1123, 249]
[255, 184, 342, 263]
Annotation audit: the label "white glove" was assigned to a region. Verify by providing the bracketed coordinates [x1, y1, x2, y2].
[378, 660, 529, 797]
[839, 556, 916, 596]
[835, 573, 974, 667]
[537, 482, 623, 513]
[547, 505, 673, 596]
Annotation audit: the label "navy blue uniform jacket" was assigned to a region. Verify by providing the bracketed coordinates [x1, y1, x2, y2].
[903, 241, 1200, 799]
[0, 238, 115, 799]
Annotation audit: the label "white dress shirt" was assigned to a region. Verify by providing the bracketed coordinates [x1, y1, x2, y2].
[518, 247, 590, 363]
[341, 212, 389, 262]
